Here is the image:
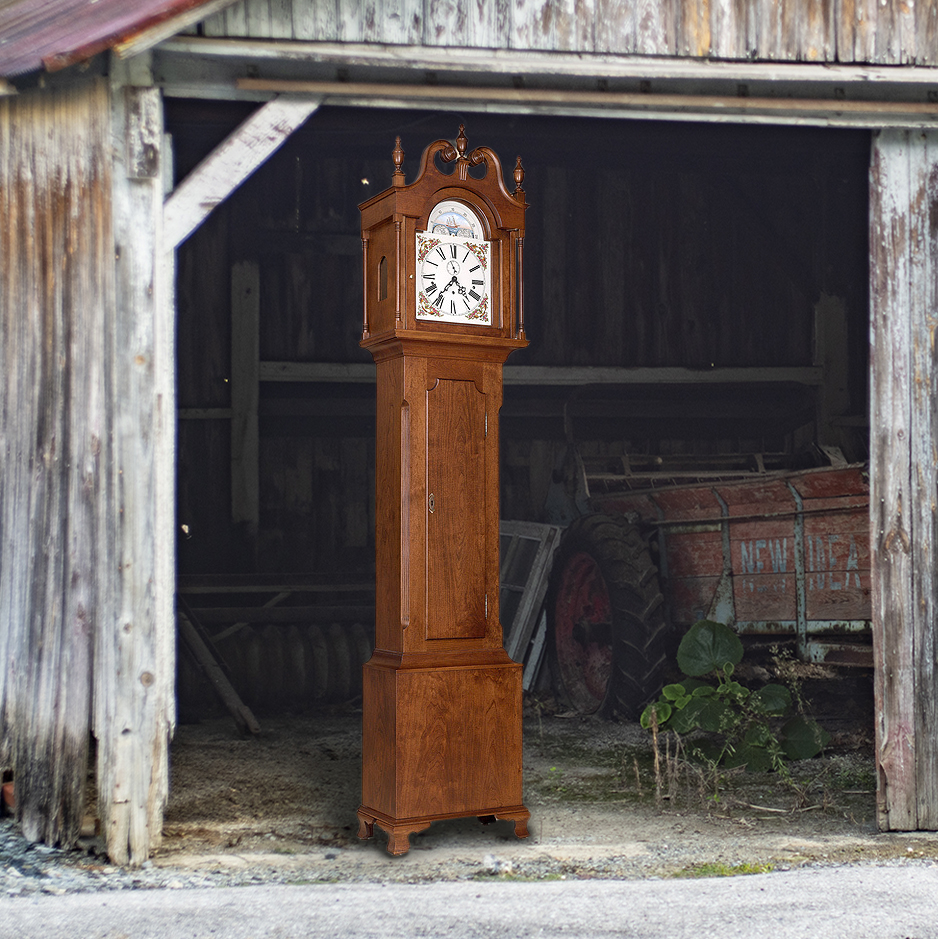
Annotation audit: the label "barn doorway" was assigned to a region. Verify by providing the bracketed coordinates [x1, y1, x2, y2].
[163, 103, 873, 853]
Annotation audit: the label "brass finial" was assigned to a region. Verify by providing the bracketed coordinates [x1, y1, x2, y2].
[392, 136, 405, 184]
[513, 155, 525, 198]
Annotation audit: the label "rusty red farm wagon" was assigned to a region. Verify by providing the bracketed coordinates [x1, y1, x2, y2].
[547, 459, 871, 718]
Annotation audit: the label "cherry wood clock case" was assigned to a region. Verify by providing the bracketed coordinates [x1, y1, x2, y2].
[357, 127, 530, 856]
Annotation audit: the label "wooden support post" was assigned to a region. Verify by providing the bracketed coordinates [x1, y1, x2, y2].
[870, 128, 938, 831]
[231, 260, 260, 536]
[96, 58, 175, 866]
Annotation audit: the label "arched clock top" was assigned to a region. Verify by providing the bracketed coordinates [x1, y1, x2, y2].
[389, 125, 527, 229]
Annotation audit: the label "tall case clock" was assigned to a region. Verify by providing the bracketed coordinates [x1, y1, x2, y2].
[357, 126, 530, 855]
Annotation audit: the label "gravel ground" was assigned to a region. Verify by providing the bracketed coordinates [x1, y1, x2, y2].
[4, 695, 938, 896]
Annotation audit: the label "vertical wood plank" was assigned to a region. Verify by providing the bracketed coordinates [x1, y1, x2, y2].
[245, 0, 273, 36]
[199, 6, 229, 36]
[19, 85, 70, 847]
[231, 260, 261, 537]
[870, 129, 917, 830]
[678, 0, 711, 56]
[467, 0, 499, 47]
[0, 94, 10, 770]
[268, 0, 295, 37]
[595, 0, 634, 54]
[798, 0, 834, 61]
[510, 0, 550, 49]
[912, 131, 938, 827]
[337, 0, 368, 42]
[597, 169, 626, 362]
[777, 0, 801, 60]
[757, 0, 781, 60]
[709, 0, 738, 59]
[223, 0, 250, 35]
[851, 0, 878, 63]
[636, 0, 675, 55]
[370, 0, 422, 44]
[425, 0, 468, 46]
[915, 0, 938, 66]
[539, 166, 567, 361]
[291, 0, 323, 39]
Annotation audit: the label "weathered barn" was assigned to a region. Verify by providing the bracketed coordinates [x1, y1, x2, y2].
[1, 0, 937, 865]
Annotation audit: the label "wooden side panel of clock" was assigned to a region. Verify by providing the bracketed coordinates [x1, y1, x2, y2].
[365, 218, 400, 336]
[426, 377, 486, 640]
[373, 356, 406, 653]
[361, 663, 398, 818]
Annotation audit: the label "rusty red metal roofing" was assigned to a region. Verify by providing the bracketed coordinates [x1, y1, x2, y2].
[0, 0, 219, 77]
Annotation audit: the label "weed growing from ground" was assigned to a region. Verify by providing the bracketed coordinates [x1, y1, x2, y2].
[641, 620, 830, 810]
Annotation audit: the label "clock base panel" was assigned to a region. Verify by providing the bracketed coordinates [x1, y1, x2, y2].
[360, 658, 529, 856]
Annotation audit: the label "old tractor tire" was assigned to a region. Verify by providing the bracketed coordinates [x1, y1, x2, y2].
[547, 513, 667, 719]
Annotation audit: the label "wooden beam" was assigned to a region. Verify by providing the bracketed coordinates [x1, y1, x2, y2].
[162, 96, 320, 250]
[257, 361, 825, 386]
[870, 128, 938, 831]
[235, 77, 938, 125]
[176, 601, 260, 736]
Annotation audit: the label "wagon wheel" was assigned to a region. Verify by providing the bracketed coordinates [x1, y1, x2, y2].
[547, 513, 667, 719]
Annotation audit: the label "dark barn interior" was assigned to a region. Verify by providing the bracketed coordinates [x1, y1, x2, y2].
[166, 103, 871, 721]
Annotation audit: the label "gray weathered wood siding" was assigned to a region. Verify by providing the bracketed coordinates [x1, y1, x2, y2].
[870, 128, 938, 830]
[198, 0, 938, 66]
[0, 76, 174, 865]
[0, 80, 110, 849]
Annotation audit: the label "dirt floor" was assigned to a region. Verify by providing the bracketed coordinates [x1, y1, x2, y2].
[153, 686, 938, 882]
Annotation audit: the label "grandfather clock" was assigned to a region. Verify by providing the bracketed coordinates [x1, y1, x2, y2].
[356, 126, 530, 855]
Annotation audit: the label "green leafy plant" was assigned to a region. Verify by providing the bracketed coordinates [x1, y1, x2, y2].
[641, 620, 830, 779]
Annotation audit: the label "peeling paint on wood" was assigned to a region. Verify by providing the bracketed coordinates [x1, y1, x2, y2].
[0, 79, 109, 850]
[198, 0, 938, 65]
[870, 128, 938, 831]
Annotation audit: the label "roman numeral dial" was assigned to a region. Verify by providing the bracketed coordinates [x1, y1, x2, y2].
[416, 221, 491, 326]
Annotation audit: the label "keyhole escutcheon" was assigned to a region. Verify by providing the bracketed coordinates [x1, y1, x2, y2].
[428, 493, 435, 513]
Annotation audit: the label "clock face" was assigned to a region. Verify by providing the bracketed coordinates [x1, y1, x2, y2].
[416, 230, 491, 326]
[427, 200, 484, 239]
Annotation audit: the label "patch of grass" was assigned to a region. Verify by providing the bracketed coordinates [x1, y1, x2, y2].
[673, 861, 774, 878]
[826, 755, 876, 792]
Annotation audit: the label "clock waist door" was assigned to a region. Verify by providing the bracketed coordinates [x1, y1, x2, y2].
[391, 354, 502, 655]
[426, 373, 487, 641]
